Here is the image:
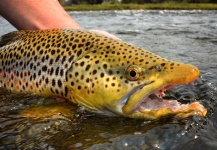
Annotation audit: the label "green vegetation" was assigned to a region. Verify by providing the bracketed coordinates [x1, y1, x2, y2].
[62, 0, 216, 4]
[64, 3, 217, 10]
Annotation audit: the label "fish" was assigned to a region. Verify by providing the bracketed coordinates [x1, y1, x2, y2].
[0, 29, 207, 120]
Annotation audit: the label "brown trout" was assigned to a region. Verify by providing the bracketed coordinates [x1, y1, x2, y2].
[0, 29, 207, 120]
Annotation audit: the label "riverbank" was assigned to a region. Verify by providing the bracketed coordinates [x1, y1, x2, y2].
[64, 3, 217, 11]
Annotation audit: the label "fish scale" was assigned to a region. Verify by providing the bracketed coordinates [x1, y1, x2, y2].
[1, 29, 70, 98]
[0, 28, 207, 119]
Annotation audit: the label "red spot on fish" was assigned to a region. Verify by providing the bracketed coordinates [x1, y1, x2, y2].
[39, 80, 42, 85]
[6, 82, 10, 86]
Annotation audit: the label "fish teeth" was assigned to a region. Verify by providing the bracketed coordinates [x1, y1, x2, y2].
[154, 89, 165, 98]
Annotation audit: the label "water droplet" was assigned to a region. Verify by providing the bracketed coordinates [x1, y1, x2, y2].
[153, 143, 160, 149]
[134, 131, 142, 135]
[124, 142, 128, 147]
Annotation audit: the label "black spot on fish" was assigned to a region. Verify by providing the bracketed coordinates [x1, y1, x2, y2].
[50, 68, 54, 75]
[86, 42, 90, 47]
[45, 44, 50, 49]
[55, 89, 59, 94]
[74, 39, 79, 43]
[80, 61, 85, 67]
[93, 70, 97, 75]
[78, 44, 83, 48]
[27, 52, 30, 58]
[111, 83, 115, 87]
[30, 62, 34, 69]
[55, 67, 59, 76]
[60, 69, 64, 76]
[39, 50, 43, 55]
[69, 55, 74, 62]
[52, 79, 56, 86]
[75, 72, 79, 77]
[51, 50, 55, 55]
[41, 56, 45, 62]
[33, 73, 36, 80]
[65, 87, 68, 96]
[108, 70, 113, 75]
[95, 60, 99, 64]
[85, 55, 90, 59]
[38, 70, 41, 76]
[85, 65, 91, 71]
[42, 65, 47, 72]
[50, 88, 54, 94]
[77, 49, 82, 57]
[46, 55, 49, 60]
[100, 73, 104, 78]
[62, 56, 66, 63]
[62, 44, 66, 49]
[72, 44, 77, 50]
[37, 46, 41, 51]
[103, 64, 108, 69]
[45, 78, 49, 84]
[36, 82, 39, 88]
[58, 80, 62, 87]
[55, 55, 60, 62]
[49, 59, 53, 65]
[80, 74, 84, 80]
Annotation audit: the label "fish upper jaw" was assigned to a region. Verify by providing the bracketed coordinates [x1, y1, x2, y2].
[118, 63, 207, 119]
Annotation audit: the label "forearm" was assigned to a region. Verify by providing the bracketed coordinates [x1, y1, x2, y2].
[0, 0, 80, 30]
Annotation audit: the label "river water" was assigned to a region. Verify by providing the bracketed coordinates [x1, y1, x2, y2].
[0, 10, 217, 150]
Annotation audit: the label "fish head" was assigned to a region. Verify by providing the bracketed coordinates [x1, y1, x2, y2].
[66, 32, 206, 120]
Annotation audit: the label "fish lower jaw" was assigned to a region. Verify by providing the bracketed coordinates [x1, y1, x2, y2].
[127, 86, 207, 119]
[137, 100, 207, 119]
[138, 98, 191, 113]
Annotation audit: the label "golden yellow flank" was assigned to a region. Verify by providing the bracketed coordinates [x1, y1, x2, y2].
[0, 29, 207, 120]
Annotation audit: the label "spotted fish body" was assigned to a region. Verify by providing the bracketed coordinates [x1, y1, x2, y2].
[0, 29, 207, 120]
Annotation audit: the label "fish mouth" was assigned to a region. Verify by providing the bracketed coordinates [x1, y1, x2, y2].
[120, 82, 207, 119]
[122, 83, 179, 113]
[136, 84, 181, 112]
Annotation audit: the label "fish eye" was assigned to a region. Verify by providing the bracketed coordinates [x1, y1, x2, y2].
[125, 65, 142, 81]
[129, 70, 137, 78]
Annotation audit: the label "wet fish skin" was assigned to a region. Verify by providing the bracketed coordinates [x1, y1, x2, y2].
[0, 29, 206, 119]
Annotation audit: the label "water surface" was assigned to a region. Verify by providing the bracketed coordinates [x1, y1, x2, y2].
[0, 10, 217, 149]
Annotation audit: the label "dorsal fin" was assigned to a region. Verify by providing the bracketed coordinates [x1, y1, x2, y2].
[0, 30, 28, 47]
